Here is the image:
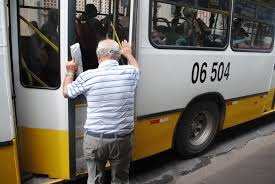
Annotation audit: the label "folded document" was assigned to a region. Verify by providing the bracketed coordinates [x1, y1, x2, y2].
[70, 43, 83, 75]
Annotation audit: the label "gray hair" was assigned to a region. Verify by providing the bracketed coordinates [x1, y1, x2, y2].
[96, 39, 121, 59]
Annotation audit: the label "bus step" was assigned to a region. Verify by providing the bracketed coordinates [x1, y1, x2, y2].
[23, 175, 65, 184]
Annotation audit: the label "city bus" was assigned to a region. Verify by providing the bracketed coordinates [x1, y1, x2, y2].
[1, 0, 275, 183]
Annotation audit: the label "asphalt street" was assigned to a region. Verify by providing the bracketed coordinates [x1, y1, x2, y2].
[175, 131, 275, 184]
[129, 114, 275, 184]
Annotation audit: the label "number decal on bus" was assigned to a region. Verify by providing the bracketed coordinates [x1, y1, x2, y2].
[192, 62, 230, 84]
[192, 63, 200, 84]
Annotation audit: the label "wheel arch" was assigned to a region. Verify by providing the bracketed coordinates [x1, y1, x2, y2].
[172, 92, 226, 149]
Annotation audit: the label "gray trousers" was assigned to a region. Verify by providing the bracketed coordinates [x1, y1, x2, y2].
[83, 132, 133, 184]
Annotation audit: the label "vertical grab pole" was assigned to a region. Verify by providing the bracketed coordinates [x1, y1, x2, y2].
[129, 0, 135, 44]
[112, 0, 118, 40]
[67, 0, 76, 179]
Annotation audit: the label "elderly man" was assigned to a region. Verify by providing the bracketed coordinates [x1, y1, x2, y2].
[63, 39, 140, 184]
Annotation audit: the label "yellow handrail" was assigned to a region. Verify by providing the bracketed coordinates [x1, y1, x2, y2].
[19, 15, 59, 52]
[111, 22, 123, 48]
[21, 56, 49, 88]
[19, 15, 56, 87]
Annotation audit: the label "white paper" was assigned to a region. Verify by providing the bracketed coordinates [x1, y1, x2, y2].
[70, 43, 83, 75]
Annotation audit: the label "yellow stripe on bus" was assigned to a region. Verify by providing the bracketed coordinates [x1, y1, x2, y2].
[133, 112, 181, 160]
[0, 139, 21, 184]
[223, 93, 269, 129]
[18, 128, 70, 179]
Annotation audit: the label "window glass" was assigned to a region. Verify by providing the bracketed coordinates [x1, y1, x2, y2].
[75, 0, 131, 71]
[19, 0, 60, 88]
[150, 0, 230, 48]
[231, 0, 275, 50]
[20, 0, 58, 8]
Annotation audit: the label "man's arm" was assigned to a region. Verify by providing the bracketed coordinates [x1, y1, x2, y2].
[63, 60, 78, 98]
[121, 40, 140, 70]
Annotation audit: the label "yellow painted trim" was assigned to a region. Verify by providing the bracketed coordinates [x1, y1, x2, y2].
[263, 108, 275, 116]
[0, 139, 21, 184]
[223, 93, 267, 129]
[133, 112, 181, 160]
[18, 128, 70, 179]
[263, 89, 275, 112]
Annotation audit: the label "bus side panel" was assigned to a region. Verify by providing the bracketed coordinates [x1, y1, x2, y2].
[133, 0, 275, 157]
[133, 112, 180, 160]
[136, 1, 274, 121]
[0, 140, 21, 184]
[18, 128, 70, 179]
[263, 89, 275, 112]
[223, 94, 266, 129]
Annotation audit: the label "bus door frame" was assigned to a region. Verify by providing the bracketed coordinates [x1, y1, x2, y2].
[0, 0, 16, 148]
[67, 0, 77, 179]
[66, 0, 138, 177]
[0, 0, 21, 183]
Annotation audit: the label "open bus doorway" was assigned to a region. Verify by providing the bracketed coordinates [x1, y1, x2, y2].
[72, 0, 134, 175]
[75, 0, 132, 71]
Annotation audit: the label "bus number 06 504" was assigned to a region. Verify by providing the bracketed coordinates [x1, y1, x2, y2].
[191, 62, 231, 84]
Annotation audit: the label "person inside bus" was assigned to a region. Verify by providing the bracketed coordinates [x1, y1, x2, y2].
[176, 7, 211, 47]
[63, 39, 140, 184]
[152, 25, 168, 45]
[76, 4, 106, 71]
[81, 4, 105, 41]
[171, 6, 183, 30]
[41, 9, 59, 87]
[28, 21, 48, 85]
[174, 7, 194, 46]
[231, 18, 250, 48]
[101, 14, 129, 42]
[261, 36, 272, 49]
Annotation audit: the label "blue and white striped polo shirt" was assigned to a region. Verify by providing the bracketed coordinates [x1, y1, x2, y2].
[67, 60, 140, 135]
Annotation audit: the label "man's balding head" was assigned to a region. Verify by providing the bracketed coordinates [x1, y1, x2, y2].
[96, 39, 121, 62]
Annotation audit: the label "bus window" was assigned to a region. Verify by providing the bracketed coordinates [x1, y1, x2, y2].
[18, 0, 60, 88]
[231, 0, 275, 51]
[75, 0, 131, 71]
[149, 0, 230, 49]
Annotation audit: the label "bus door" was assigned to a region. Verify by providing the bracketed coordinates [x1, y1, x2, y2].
[70, 0, 135, 174]
[69, 0, 134, 174]
[0, 1, 20, 183]
[9, 0, 71, 180]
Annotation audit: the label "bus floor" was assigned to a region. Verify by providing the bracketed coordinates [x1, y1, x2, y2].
[128, 114, 275, 184]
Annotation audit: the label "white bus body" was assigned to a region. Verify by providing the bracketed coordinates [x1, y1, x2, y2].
[1, 0, 275, 183]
